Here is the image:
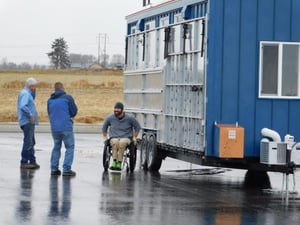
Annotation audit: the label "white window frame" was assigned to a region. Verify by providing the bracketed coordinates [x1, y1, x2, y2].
[259, 41, 300, 99]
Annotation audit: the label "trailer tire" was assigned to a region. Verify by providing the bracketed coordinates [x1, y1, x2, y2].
[147, 134, 162, 171]
[140, 134, 148, 170]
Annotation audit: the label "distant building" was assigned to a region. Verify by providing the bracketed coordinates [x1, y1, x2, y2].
[114, 63, 124, 70]
[89, 63, 103, 70]
[70, 63, 82, 69]
[70, 62, 94, 69]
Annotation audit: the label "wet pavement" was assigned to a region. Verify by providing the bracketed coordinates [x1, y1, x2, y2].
[1, 132, 300, 225]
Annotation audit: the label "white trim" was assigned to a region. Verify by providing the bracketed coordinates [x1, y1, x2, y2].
[278, 44, 283, 96]
[124, 67, 163, 75]
[261, 41, 300, 45]
[298, 45, 300, 96]
[259, 95, 300, 100]
[126, 17, 206, 38]
[259, 41, 300, 99]
[258, 42, 263, 98]
[124, 89, 163, 94]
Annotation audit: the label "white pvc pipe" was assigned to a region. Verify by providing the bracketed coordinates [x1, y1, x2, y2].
[260, 138, 270, 143]
[261, 128, 281, 142]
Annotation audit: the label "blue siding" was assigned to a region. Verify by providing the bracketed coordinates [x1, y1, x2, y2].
[274, 0, 291, 40]
[291, 0, 300, 39]
[206, 0, 224, 157]
[238, 0, 258, 156]
[289, 0, 300, 140]
[206, 0, 300, 157]
[221, 0, 240, 122]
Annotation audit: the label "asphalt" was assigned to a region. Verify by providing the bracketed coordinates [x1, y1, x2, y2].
[0, 122, 101, 133]
[1, 130, 300, 225]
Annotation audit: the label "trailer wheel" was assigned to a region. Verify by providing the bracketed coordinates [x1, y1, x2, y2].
[140, 134, 148, 170]
[147, 134, 162, 171]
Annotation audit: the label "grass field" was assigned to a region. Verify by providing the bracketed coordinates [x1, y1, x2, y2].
[0, 70, 123, 123]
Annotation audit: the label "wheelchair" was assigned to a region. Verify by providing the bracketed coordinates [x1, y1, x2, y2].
[102, 138, 137, 173]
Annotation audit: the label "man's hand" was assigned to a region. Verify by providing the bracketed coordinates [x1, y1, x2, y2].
[30, 116, 34, 124]
[103, 136, 108, 144]
[132, 136, 137, 145]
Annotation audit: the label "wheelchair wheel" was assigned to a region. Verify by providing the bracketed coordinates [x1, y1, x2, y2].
[102, 142, 111, 171]
[129, 143, 137, 173]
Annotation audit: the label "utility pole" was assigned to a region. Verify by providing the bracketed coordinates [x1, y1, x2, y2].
[103, 33, 107, 68]
[97, 33, 108, 68]
[97, 33, 101, 65]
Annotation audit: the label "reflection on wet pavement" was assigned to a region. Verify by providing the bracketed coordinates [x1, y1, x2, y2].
[48, 176, 72, 221]
[16, 169, 35, 223]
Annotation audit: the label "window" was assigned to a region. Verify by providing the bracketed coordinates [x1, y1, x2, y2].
[259, 42, 300, 98]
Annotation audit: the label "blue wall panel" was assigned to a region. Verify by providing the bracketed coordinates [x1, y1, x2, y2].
[272, 101, 289, 137]
[274, 0, 291, 40]
[237, 0, 258, 157]
[206, 0, 300, 157]
[257, 0, 275, 40]
[254, 100, 273, 153]
[289, 102, 300, 141]
[291, 0, 300, 39]
[206, 0, 224, 157]
[221, 0, 240, 122]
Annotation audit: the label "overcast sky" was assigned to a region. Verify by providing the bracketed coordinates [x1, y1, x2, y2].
[0, 0, 163, 65]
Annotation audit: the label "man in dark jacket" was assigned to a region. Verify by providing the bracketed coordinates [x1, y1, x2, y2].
[47, 82, 78, 176]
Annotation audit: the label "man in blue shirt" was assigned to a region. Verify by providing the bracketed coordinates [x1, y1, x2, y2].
[17, 77, 40, 169]
[102, 102, 141, 170]
[47, 82, 78, 176]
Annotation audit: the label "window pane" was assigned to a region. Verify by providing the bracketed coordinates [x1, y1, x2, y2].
[261, 45, 278, 95]
[282, 45, 298, 96]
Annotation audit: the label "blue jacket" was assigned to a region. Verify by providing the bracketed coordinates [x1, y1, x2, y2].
[102, 113, 141, 138]
[47, 90, 78, 132]
[17, 87, 39, 126]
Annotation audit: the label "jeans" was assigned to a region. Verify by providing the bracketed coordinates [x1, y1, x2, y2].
[50, 131, 75, 172]
[20, 123, 36, 164]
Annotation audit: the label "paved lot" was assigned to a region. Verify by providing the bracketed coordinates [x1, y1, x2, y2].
[1, 132, 300, 225]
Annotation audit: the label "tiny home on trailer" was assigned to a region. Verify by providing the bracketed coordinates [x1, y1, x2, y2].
[124, 0, 300, 173]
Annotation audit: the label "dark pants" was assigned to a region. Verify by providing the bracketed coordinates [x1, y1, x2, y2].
[20, 123, 36, 164]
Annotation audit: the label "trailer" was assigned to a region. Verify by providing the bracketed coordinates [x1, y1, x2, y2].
[123, 0, 300, 174]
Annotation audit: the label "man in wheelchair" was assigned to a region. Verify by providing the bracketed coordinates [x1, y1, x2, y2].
[102, 102, 141, 171]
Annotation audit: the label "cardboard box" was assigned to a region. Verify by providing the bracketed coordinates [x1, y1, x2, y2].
[214, 124, 244, 158]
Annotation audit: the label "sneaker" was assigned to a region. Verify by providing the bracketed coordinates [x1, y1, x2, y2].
[51, 170, 61, 176]
[20, 163, 40, 169]
[62, 170, 76, 176]
[116, 161, 122, 170]
[110, 161, 117, 170]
